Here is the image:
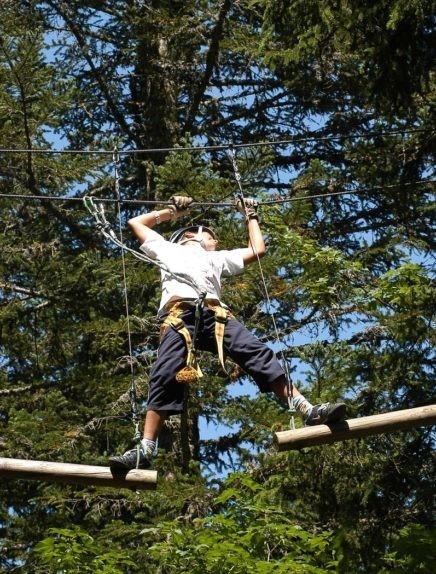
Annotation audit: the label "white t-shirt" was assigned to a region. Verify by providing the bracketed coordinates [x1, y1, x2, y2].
[140, 229, 245, 310]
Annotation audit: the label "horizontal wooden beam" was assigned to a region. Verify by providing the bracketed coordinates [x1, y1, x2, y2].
[274, 404, 436, 451]
[0, 457, 157, 490]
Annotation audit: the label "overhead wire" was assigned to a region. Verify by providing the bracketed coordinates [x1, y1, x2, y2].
[0, 127, 431, 156]
[1, 126, 432, 210]
[1, 178, 434, 206]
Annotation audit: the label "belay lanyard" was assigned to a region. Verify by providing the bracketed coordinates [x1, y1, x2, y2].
[83, 196, 204, 295]
[192, 292, 207, 358]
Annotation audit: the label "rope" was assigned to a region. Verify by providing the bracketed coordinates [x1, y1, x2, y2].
[83, 197, 205, 295]
[0, 127, 430, 155]
[112, 151, 142, 450]
[2, 179, 434, 207]
[227, 147, 296, 427]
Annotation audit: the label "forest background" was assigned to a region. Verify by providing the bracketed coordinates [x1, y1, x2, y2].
[0, 1, 434, 573]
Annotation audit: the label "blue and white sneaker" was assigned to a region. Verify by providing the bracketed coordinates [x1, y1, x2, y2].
[109, 446, 153, 470]
[305, 402, 346, 426]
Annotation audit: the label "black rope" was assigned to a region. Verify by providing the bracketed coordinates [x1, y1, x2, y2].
[192, 292, 207, 355]
[0, 127, 431, 156]
[1, 179, 434, 206]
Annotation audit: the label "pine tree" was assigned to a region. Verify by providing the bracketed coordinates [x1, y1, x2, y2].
[1, 1, 434, 572]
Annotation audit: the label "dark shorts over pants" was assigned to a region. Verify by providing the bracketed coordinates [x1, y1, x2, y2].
[147, 307, 285, 415]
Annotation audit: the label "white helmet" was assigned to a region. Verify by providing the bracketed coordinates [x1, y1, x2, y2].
[169, 225, 216, 245]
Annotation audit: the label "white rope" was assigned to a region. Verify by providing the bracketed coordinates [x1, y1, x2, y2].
[84, 197, 203, 295]
[113, 151, 135, 379]
[112, 152, 141, 445]
[227, 147, 296, 425]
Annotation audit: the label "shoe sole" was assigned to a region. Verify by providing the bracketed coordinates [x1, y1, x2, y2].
[108, 457, 132, 470]
[108, 457, 150, 470]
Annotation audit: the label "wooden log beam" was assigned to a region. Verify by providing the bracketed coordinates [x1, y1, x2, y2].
[0, 457, 157, 490]
[274, 404, 436, 451]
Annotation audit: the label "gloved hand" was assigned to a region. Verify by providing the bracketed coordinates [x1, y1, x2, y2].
[236, 197, 259, 220]
[167, 195, 193, 220]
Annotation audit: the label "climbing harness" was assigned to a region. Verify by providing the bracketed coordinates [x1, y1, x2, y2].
[213, 304, 230, 375]
[227, 146, 296, 429]
[160, 298, 205, 384]
[159, 296, 233, 383]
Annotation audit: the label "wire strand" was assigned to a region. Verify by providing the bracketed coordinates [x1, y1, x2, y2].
[113, 152, 134, 374]
[112, 151, 141, 432]
[0, 128, 431, 156]
[228, 148, 295, 412]
[1, 179, 434, 206]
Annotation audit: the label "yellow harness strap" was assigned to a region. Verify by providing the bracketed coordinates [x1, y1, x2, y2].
[161, 313, 203, 383]
[212, 305, 229, 374]
[160, 300, 231, 383]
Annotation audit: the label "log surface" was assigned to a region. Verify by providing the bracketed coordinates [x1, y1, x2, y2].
[0, 457, 157, 490]
[274, 404, 436, 451]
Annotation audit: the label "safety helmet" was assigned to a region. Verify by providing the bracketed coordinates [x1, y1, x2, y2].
[169, 225, 216, 245]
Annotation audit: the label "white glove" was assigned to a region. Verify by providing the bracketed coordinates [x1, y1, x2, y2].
[167, 196, 193, 220]
[236, 197, 259, 220]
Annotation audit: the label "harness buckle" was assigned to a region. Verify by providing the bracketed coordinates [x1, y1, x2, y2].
[169, 317, 185, 331]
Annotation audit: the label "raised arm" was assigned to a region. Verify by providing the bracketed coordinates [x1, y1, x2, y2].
[128, 196, 192, 244]
[236, 198, 266, 265]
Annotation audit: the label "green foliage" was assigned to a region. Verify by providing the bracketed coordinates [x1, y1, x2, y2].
[280, 231, 366, 307]
[33, 527, 136, 574]
[0, 1, 434, 573]
[154, 138, 231, 203]
[146, 474, 338, 573]
[251, 0, 433, 113]
[379, 524, 436, 574]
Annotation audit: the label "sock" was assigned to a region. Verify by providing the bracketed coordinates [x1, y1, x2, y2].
[293, 395, 313, 418]
[141, 438, 156, 457]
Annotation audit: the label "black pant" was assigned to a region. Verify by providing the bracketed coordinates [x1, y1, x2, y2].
[146, 308, 285, 414]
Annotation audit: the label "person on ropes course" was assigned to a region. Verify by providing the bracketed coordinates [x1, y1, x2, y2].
[109, 196, 346, 470]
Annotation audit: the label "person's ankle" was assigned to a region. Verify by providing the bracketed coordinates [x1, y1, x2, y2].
[141, 438, 156, 456]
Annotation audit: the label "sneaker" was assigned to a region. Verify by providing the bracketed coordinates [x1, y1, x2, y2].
[109, 447, 152, 470]
[305, 402, 346, 426]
